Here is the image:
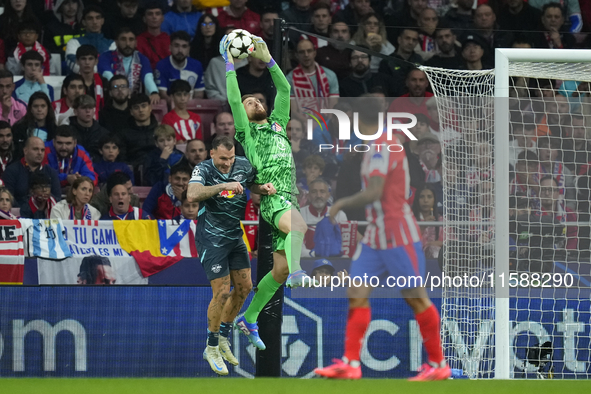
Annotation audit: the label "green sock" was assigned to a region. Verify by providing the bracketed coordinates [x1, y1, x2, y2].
[244, 272, 282, 324]
[285, 230, 304, 274]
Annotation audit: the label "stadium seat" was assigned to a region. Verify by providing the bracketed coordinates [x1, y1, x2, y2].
[151, 100, 168, 124]
[186, 99, 224, 141]
[133, 186, 152, 204]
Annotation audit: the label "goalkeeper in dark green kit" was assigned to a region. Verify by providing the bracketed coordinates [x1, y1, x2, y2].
[221, 34, 309, 350]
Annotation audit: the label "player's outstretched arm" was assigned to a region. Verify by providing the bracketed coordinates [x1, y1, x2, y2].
[251, 36, 290, 122]
[329, 176, 385, 222]
[222, 38, 249, 135]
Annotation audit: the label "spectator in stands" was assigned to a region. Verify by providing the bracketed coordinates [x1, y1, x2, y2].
[162, 0, 202, 39]
[469, 179, 495, 245]
[0, 122, 16, 179]
[189, 14, 224, 73]
[509, 120, 537, 168]
[174, 189, 199, 221]
[181, 136, 207, 165]
[6, 22, 51, 77]
[207, 111, 245, 156]
[297, 154, 325, 207]
[160, 82, 203, 144]
[91, 171, 139, 214]
[299, 2, 332, 49]
[412, 184, 443, 259]
[286, 39, 340, 112]
[300, 178, 347, 257]
[444, 0, 475, 32]
[103, 0, 144, 40]
[214, 0, 262, 36]
[156, 31, 205, 105]
[0, 70, 26, 125]
[416, 133, 443, 186]
[406, 113, 432, 153]
[511, 150, 540, 209]
[315, 22, 352, 81]
[45, 125, 97, 189]
[532, 3, 576, 49]
[99, 75, 130, 135]
[98, 28, 161, 105]
[460, 34, 492, 70]
[0, 0, 39, 63]
[561, 114, 591, 175]
[258, 10, 280, 56]
[2, 136, 61, 206]
[66, 6, 116, 74]
[498, 0, 543, 33]
[236, 56, 276, 110]
[51, 175, 101, 220]
[415, 8, 439, 61]
[379, 28, 423, 83]
[334, 0, 373, 36]
[75, 45, 105, 119]
[281, 0, 313, 34]
[340, 48, 403, 98]
[137, 3, 170, 71]
[143, 162, 192, 219]
[473, 4, 513, 59]
[287, 117, 313, 174]
[12, 92, 57, 150]
[43, 0, 84, 66]
[537, 175, 578, 249]
[120, 93, 158, 168]
[466, 140, 494, 189]
[351, 14, 395, 73]
[425, 25, 463, 69]
[537, 135, 576, 208]
[143, 124, 184, 186]
[94, 134, 134, 186]
[388, 69, 433, 119]
[0, 186, 17, 219]
[12, 51, 54, 104]
[100, 175, 151, 220]
[68, 95, 110, 161]
[19, 172, 57, 219]
[53, 74, 87, 125]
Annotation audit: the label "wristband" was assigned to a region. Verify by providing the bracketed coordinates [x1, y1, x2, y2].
[225, 62, 235, 72]
[266, 58, 276, 68]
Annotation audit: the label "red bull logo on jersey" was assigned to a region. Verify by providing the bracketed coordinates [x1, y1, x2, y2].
[219, 190, 236, 198]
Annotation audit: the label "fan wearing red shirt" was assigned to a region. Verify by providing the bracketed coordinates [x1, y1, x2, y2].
[52, 74, 86, 125]
[210, 0, 262, 36]
[388, 68, 435, 129]
[136, 4, 171, 70]
[161, 80, 203, 142]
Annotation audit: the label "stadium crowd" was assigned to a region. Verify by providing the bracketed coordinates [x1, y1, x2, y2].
[0, 0, 591, 267]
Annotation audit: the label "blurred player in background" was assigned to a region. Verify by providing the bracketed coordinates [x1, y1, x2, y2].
[222, 34, 309, 351]
[314, 96, 450, 381]
[187, 135, 275, 375]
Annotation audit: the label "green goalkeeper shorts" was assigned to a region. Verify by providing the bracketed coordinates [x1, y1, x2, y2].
[260, 191, 299, 252]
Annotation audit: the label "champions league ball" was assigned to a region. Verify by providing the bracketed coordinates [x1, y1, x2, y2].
[226, 29, 255, 59]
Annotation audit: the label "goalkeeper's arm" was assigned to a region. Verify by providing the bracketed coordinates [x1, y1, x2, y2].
[224, 51, 250, 135]
[251, 36, 290, 121]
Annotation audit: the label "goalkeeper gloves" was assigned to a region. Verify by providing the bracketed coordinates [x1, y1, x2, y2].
[251, 35, 272, 64]
[219, 34, 232, 63]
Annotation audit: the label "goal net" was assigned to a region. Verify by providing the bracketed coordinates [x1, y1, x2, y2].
[420, 49, 591, 379]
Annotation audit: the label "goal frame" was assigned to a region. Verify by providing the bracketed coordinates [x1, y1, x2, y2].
[494, 48, 591, 379]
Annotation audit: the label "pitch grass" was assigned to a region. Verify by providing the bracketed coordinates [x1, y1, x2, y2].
[2, 378, 590, 394]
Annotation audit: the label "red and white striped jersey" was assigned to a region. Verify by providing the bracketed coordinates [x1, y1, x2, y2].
[0, 220, 25, 284]
[361, 133, 422, 250]
[161, 110, 203, 142]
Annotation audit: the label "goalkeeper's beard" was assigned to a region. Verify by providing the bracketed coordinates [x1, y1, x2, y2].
[250, 108, 268, 122]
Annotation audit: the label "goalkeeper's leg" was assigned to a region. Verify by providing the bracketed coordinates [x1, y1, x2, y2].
[276, 208, 307, 285]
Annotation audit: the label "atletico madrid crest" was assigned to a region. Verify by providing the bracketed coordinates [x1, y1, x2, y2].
[271, 122, 282, 132]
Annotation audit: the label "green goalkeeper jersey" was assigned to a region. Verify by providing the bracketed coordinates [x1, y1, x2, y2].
[226, 63, 297, 196]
